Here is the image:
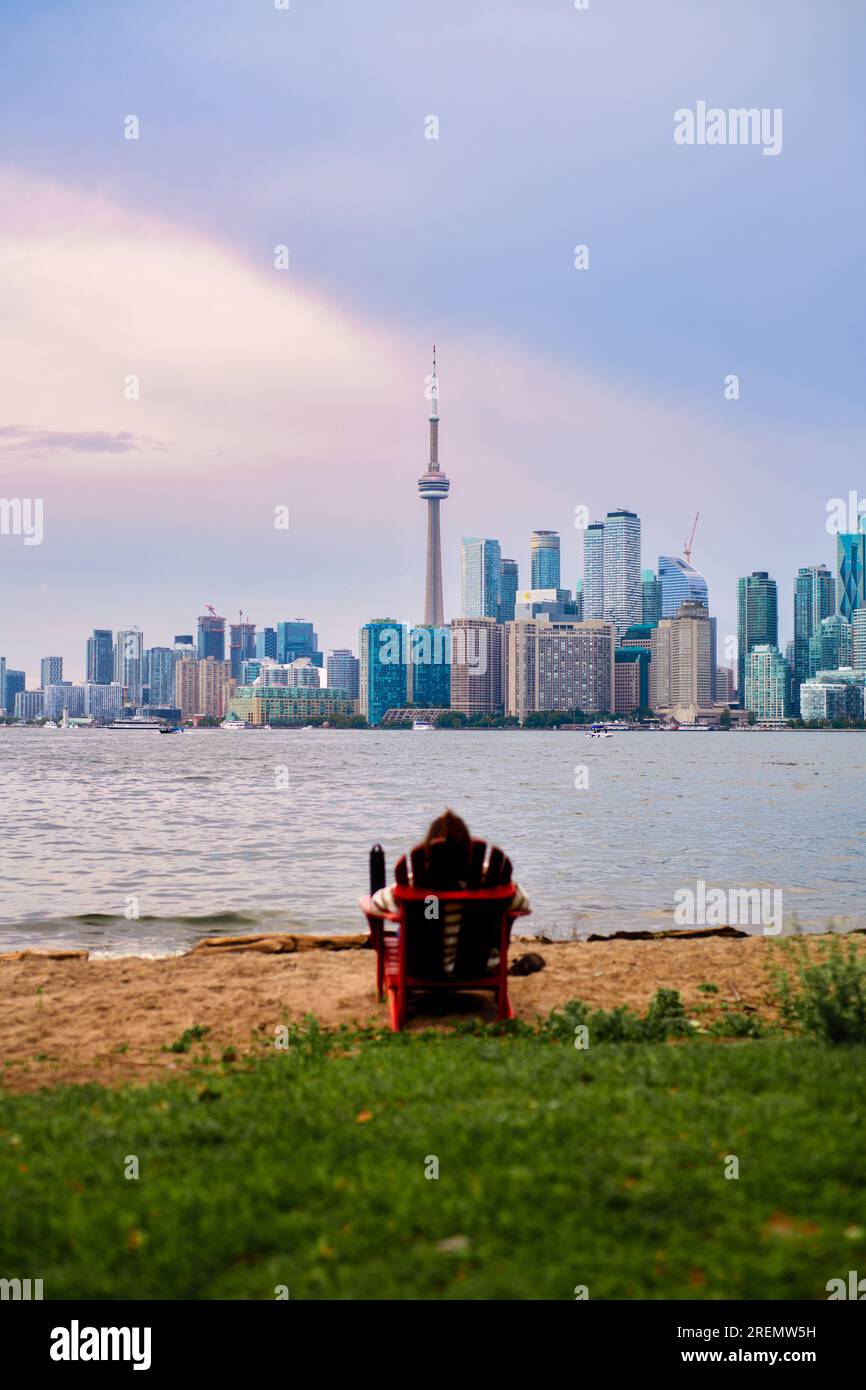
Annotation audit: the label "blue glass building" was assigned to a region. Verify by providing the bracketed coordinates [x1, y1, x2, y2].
[359, 620, 407, 725]
[277, 620, 323, 668]
[410, 625, 451, 707]
[530, 531, 561, 590]
[837, 532, 866, 622]
[658, 555, 708, 619]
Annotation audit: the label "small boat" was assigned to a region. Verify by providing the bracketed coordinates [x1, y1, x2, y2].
[220, 718, 247, 730]
[412, 720, 435, 731]
[585, 725, 613, 739]
[159, 724, 182, 734]
[43, 720, 59, 729]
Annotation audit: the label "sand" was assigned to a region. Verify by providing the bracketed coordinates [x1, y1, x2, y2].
[0, 929, 850, 1094]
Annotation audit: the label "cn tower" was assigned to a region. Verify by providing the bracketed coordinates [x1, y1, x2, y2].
[418, 347, 449, 626]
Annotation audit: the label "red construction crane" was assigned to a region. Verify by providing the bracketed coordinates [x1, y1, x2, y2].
[204, 604, 218, 619]
[684, 512, 700, 565]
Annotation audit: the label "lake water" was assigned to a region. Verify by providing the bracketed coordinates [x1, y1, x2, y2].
[1, 728, 864, 955]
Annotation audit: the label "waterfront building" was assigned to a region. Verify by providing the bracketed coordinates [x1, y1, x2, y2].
[736, 571, 778, 698]
[86, 629, 114, 685]
[83, 683, 126, 723]
[229, 620, 256, 680]
[504, 619, 616, 721]
[45, 683, 85, 720]
[451, 617, 502, 717]
[745, 645, 791, 721]
[40, 656, 63, 688]
[603, 510, 642, 638]
[198, 658, 234, 719]
[2, 667, 25, 715]
[0, 656, 4, 712]
[854, 608, 866, 670]
[255, 627, 278, 661]
[716, 666, 735, 704]
[461, 538, 501, 619]
[800, 668, 866, 722]
[793, 565, 835, 706]
[583, 522, 605, 620]
[228, 686, 355, 726]
[174, 654, 199, 721]
[615, 647, 650, 713]
[513, 588, 582, 622]
[658, 555, 708, 619]
[286, 658, 320, 688]
[359, 620, 408, 726]
[650, 600, 713, 715]
[15, 690, 44, 720]
[498, 558, 519, 624]
[276, 620, 322, 668]
[114, 628, 144, 704]
[530, 531, 560, 590]
[837, 531, 866, 622]
[327, 650, 360, 701]
[808, 615, 852, 678]
[641, 569, 662, 627]
[418, 348, 450, 627]
[409, 625, 451, 707]
[144, 647, 176, 706]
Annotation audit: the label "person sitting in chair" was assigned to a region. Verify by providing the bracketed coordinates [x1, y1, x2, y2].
[371, 810, 530, 974]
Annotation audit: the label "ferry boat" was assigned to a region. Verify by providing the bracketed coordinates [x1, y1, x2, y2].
[220, 717, 248, 730]
[412, 719, 435, 731]
[108, 716, 163, 729]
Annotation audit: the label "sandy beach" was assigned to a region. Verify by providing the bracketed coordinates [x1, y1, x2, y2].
[0, 929, 850, 1093]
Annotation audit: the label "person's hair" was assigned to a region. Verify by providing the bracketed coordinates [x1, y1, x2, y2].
[425, 809, 470, 847]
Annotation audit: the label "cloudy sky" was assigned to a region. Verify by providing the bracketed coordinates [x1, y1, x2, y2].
[1, 0, 864, 683]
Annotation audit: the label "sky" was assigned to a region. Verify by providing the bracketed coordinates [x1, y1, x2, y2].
[1, 0, 865, 684]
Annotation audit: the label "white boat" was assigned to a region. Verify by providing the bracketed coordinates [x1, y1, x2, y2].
[586, 725, 613, 738]
[412, 720, 435, 731]
[43, 720, 59, 729]
[108, 717, 162, 729]
[220, 718, 248, 730]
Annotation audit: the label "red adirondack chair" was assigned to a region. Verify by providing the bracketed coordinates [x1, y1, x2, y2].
[359, 838, 530, 1031]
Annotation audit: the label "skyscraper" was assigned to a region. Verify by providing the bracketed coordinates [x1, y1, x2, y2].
[114, 629, 144, 704]
[359, 620, 407, 726]
[197, 611, 226, 661]
[650, 600, 713, 715]
[808, 615, 851, 677]
[853, 608, 866, 670]
[793, 565, 835, 702]
[658, 555, 708, 618]
[461, 538, 501, 618]
[603, 509, 642, 639]
[530, 531, 560, 589]
[745, 645, 791, 722]
[255, 627, 277, 660]
[451, 618, 502, 717]
[583, 522, 605, 620]
[40, 656, 63, 688]
[418, 348, 449, 627]
[3, 668, 25, 715]
[276, 620, 322, 667]
[641, 569, 662, 627]
[737, 572, 778, 699]
[409, 626, 451, 707]
[327, 650, 360, 701]
[837, 532, 866, 621]
[229, 619, 256, 680]
[504, 619, 615, 720]
[86, 629, 114, 685]
[145, 647, 176, 705]
[498, 558, 519, 624]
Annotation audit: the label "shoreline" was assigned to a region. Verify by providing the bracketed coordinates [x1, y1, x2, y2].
[2, 931, 856, 1094]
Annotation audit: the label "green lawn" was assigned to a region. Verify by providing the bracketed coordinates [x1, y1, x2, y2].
[1, 1029, 864, 1300]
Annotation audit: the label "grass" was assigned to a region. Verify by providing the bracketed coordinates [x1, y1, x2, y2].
[1, 1022, 865, 1300]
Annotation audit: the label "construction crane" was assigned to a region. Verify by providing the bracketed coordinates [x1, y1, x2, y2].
[684, 512, 700, 566]
[203, 604, 219, 619]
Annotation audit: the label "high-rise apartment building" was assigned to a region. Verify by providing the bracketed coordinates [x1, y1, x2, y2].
[40, 656, 63, 688]
[2, 667, 25, 715]
[530, 531, 560, 590]
[451, 617, 502, 717]
[86, 630, 114, 685]
[327, 650, 360, 701]
[837, 531, 866, 622]
[614, 647, 650, 713]
[197, 612, 226, 661]
[145, 647, 176, 705]
[498, 559, 519, 624]
[461, 538, 501, 619]
[198, 658, 233, 719]
[658, 556, 708, 619]
[800, 669, 865, 722]
[255, 627, 278, 661]
[504, 619, 616, 721]
[359, 620, 407, 726]
[602, 510, 642, 639]
[114, 629, 144, 704]
[15, 690, 44, 720]
[808, 615, 851, 678]
[745, 645, 791, 721]
[853, 608, 866, 670]
[229, 620, 256, 680]
[84, 683, 126, 723]
[736, 572, 778, 698]
[408, 626, 451, 707]
[793, 565, 835, 704]
[650, 600, 713, 715]
[715, 666, 735, 704]
[583, 522, 605, 620]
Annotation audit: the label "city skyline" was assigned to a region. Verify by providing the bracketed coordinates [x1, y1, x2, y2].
[2, 4, 866, 684]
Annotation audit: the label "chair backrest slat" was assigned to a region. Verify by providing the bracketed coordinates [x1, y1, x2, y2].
[467, 839, 487, 888]
[394, 854, 409, 886]
[410, 844, 428, 887]
[485, 846, 505, 886]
